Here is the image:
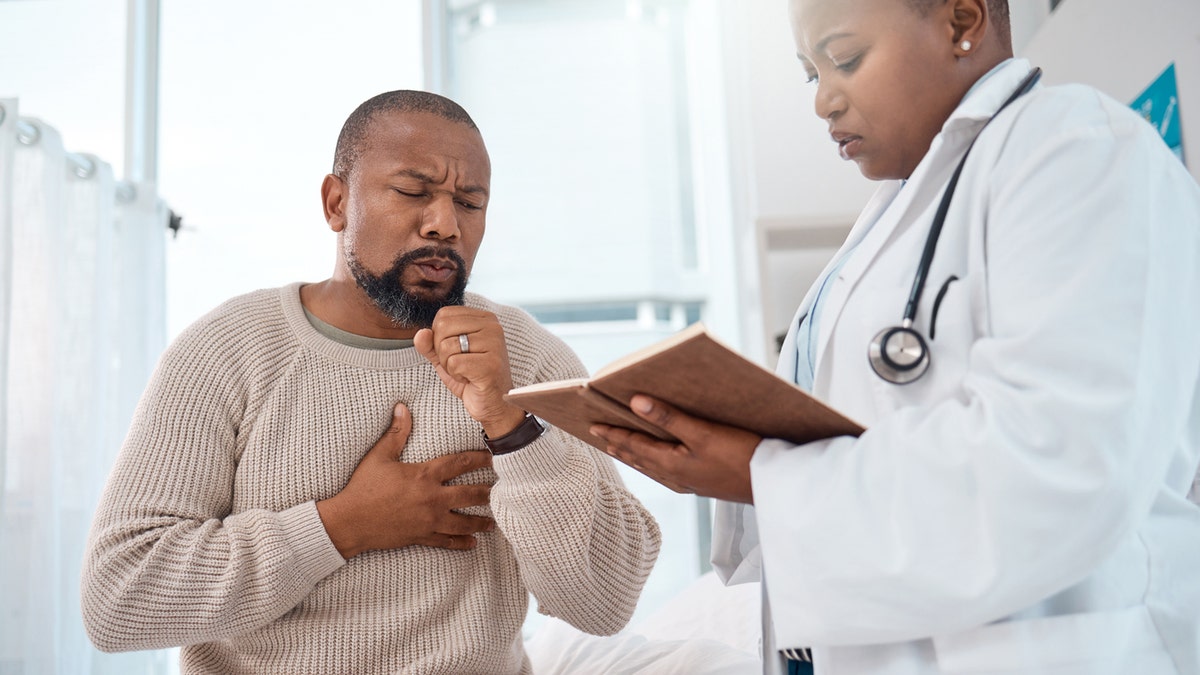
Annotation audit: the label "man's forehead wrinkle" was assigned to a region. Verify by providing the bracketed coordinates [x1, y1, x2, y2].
[390, 167, 437, 182]
[386, 166, 489, 197]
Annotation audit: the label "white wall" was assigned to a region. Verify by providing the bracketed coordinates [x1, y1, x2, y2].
[157, 0, 425, 338]
[727, 1, 875, 360]
[1021, 0, 1200, 184]
[0, 0, 127, 175]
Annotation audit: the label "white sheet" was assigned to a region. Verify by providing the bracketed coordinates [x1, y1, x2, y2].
[526, 571, 762, 674]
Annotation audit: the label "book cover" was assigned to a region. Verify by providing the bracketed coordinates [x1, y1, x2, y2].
[506, 323, 864, 451]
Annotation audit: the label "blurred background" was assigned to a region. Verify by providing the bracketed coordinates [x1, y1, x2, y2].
[2, 0, 1196, 671]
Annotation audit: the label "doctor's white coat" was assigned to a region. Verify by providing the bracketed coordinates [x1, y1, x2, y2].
[713, 59, 1200, 675]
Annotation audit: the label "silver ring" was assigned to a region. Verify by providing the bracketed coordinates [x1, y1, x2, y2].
[458, 333, 471, 354]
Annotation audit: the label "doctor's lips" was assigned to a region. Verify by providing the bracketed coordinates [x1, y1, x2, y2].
[831, 131, 863, 161]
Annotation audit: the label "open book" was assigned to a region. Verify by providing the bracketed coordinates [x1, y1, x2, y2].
[505, 323, 864, 451]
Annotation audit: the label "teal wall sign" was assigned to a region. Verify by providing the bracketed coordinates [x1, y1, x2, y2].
[1131, 62, 1185, 166]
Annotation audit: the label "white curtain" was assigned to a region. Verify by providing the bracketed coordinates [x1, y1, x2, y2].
[0, 98, 172, 674]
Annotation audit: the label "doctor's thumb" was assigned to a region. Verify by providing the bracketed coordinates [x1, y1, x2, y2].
[630, 395, 689, 436]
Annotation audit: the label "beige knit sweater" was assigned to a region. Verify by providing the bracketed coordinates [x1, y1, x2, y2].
[82, 283, 661, 674]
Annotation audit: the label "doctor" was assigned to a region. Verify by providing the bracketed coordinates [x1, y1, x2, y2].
[590, 0, 1200, 673]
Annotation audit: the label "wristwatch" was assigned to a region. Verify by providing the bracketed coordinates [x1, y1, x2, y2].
[481, 412, 546, 455]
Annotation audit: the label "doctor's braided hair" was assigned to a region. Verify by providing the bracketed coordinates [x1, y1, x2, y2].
[332, 90, 480, 179]
[906, 0, 1011, 50]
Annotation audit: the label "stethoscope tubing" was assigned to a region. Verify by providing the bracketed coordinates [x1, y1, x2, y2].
[901, 67, 1044, 325]
[872, 67, 1043, 384]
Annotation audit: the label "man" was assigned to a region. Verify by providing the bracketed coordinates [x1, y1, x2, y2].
[82, 90, 661, 674]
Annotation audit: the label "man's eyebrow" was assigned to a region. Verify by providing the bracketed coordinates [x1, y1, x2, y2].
[390, 168, 436, 182]
[390, 168, 488, 196]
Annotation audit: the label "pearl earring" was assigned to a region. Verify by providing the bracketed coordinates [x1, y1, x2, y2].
[960, 40, 972, 51]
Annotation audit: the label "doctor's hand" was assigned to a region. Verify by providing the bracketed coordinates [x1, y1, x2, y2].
[590, 395, 759, 504]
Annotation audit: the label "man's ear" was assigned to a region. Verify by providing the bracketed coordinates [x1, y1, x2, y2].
[321, 173, 347, 233]
[946, 0, 988, 54]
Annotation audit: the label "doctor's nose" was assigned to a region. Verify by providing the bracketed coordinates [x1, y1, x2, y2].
[814, 79, 845, 122]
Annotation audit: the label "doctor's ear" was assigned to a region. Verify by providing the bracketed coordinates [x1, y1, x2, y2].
[945, 0, 988, 56]
[321, 173, 347, 233]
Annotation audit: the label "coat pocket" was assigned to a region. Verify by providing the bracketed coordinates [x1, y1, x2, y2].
[931, 606, 1172, 674]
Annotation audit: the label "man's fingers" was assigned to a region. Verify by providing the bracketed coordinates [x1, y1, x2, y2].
[444, 483, 492, 510]
[419, 533, 481, 551]
[368, 403, 412, 460]
[413, 328, 438, 366]
[437, 330, 482, 358]
[436, 512, 495, 536]
[429, 450, 493, 482]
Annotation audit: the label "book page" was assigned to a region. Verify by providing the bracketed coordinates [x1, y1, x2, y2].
[592, 323, 710, 378]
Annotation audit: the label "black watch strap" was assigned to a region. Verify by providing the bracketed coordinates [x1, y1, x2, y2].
[482, 413, 545, 455]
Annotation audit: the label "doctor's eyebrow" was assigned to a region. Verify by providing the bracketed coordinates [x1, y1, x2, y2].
[815, 32, 854, 52]
[795, 31, 854, 66]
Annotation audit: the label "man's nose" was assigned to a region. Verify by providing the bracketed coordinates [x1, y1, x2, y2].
[419, 194, 461, 241]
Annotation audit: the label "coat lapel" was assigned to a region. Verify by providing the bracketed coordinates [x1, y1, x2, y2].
[775, 179, 903, 380]
[807, 59, 1036, 389]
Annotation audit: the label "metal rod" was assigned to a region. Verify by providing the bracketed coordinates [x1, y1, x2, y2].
[422, 0, 448, 94]
[13, 120, 133, 199]
[125, 0, 161, 183]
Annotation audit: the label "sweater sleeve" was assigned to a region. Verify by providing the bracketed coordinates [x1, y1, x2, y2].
[487, 312, 662, 636]
[80, 311, 346, 652]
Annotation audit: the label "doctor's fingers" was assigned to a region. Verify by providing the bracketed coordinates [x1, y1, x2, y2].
[625, 454, 697, 495]
[590, 424, 694, 488]
[627, 395, 758, 453]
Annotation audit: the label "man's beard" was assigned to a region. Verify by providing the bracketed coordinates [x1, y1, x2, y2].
[346, 245, 469, 328]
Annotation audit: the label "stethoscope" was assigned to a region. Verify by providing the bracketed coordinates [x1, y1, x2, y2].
[868, 67, 1043, 385]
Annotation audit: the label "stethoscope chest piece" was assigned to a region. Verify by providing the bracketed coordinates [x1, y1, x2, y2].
[868, 322, 930, 385]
